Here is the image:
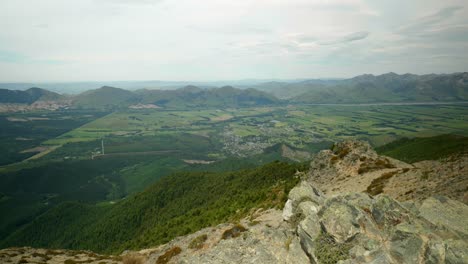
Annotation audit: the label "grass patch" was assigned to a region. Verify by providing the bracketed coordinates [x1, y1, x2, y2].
[358, 158, 395, 174]
[314, 232, 353, 264]
[188, 234, 208, 250]
[365, 170, 398, 196]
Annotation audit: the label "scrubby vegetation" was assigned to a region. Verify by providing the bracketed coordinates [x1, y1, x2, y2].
[365, 170, 399, 195]
[188, 234, 208, 250]
[358, 158, 395, 174]
[314, 232, 353, 264]
[221, 224, 247, 240]
[156, 246, 182, 264]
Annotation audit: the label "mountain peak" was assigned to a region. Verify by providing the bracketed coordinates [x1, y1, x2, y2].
[180, 85, 202, 92]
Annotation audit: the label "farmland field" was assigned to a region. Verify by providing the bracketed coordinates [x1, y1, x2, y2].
[43, 104, 468, 155]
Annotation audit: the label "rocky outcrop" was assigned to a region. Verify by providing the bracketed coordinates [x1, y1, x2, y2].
[283, 181, 468, 263]
[138, 181, 468, 264]
[307, 140, 468, 204]
[139, 209, 309, 264]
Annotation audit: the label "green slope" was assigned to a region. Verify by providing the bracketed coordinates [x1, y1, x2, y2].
[289, 72, 468, 103]
[1, 161, 305, 253]
[0, 87, 63, 104]
[376, 134, 468, 163]
[138, 86, 279, 108]
[73, 86, 139, 109]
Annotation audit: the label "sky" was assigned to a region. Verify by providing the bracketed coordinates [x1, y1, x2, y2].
[0, 0, 468, 82]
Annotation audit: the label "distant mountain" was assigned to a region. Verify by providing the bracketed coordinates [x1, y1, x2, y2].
[285, 72, 468, 103]
[72, 86, 139, 109]
[2, 72, 467, 109]
[0, 85, 278, 110]
[0, 87, 63, 104]
[252, 79, 340, 99]
[138, 85, 279, 108]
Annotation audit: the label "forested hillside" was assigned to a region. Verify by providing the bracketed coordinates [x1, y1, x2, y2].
[1, 161, 305, 253]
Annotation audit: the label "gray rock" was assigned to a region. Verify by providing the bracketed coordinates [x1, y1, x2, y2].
[388, 230, 424, 263]
[445, 239, 468, 264]
[424, 240, 446, 264]
[320, 200, 361, 243]
[283, 181, 324, 224]
[297, 213, 321, 263]
[418, 196, 468, 237]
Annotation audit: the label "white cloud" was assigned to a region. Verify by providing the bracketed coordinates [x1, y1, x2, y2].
[0, 0, 467, 81]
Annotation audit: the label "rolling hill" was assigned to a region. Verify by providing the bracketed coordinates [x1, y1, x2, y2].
[72, 86, 139, 109]
[57, 85, 278, 109]
[138, 85, 279, 108]
[0, 87, 63, 104]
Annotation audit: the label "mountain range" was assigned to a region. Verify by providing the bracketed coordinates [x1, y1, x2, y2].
[255, 72, 468, 103]
[0, 72, 467, 110]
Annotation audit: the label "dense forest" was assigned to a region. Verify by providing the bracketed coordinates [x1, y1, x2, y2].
[1, 161, 306, 253]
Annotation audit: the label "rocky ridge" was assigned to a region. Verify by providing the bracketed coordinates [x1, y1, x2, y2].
[308, 140, 468, 204]
[1, 140, 467, 263]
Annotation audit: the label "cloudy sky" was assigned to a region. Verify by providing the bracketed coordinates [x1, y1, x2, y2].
[1, 0, 467, 82]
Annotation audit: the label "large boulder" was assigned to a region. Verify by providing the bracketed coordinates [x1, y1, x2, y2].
[284, 178, 468, 264]
[418, 196, 468, 238]
[282, 181, 325, 224]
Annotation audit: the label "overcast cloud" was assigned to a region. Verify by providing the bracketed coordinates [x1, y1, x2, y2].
[0, 0, 467, 82]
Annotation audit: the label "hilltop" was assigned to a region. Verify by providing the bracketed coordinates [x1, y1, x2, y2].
[72, 86, 139, 109]
[0, 87, 63, 104]
[137, 85, 279, 108]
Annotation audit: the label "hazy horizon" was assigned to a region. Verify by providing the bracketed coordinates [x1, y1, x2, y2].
[1, 0, 468, 82]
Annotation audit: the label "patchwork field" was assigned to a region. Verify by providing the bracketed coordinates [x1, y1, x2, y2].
[42, 104, 468, 155]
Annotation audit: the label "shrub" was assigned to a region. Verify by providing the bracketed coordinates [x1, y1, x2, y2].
[358, 158, 395, 174]
[314, 232, 352, 264]
[365, 171, 398, 195]
[221, 224, 247, 240]
[156, 246, 182, 264]
[188, 234, 208, 250]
